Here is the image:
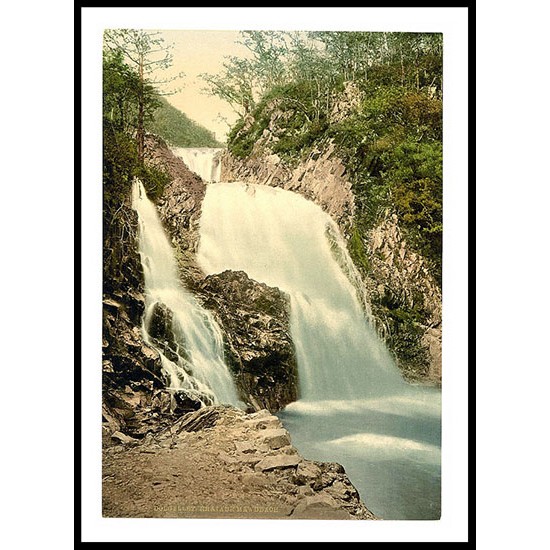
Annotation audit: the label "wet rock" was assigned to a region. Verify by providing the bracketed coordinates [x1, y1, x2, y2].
[147, 302, 180, 364]
[173, 390, 203, 414]
[197, 270, 298, 412]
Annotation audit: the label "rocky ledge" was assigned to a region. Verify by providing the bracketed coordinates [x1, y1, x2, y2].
[103, 406, 376, 520]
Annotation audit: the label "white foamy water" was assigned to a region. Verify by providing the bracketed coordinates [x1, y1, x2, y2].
[197, 182, 405, 400]
[284, 392, 442, 419]
[172, 147, 223, 182]
[131, 179, 239, 406]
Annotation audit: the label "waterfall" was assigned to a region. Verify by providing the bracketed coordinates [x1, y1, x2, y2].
[197, 182, 406, 401]
[131, 179, 240, 407]
[172, 147, 224, 182]
[197, 181, 441, 519]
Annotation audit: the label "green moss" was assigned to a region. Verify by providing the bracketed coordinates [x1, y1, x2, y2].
[347, 224, 370, 273]
[135, 163, 171, 202]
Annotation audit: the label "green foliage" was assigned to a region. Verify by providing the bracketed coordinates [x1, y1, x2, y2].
[103, 124, 138, 214]
[226, 97, 272, 158]
[104, 29, 183, 163]
[347, 224, 370, 273]
[147, 97, 222, 147]
[227, 119, 262, 159]
[103, 49, 141, 134]
[135, 163, 171, 202]
[328, 88, 443, 282]
[228, 80, 330, 161]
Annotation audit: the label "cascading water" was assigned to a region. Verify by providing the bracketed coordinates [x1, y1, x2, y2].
[172, 147, 223, 182]
[197, 182, 404, 399]
[197, 181, 441, 519]
[131, 179, 240, 407]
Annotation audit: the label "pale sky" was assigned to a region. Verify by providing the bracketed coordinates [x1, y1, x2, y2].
[153, 30, 251, 143]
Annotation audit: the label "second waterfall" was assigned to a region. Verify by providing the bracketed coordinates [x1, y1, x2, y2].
[132, 179, 240, 408]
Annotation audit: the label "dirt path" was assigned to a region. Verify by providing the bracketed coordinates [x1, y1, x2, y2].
[103, 406, 376, 520]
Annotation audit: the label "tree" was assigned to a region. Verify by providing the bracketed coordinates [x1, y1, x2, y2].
[200, 56, 256, 117]
[103, 49, 138, 133]
[238, 31, 289, 92]
[201, 31, 292, 117]
[103, 29, 183, 162]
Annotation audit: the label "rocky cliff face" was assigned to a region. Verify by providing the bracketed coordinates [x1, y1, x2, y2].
[102, 201, 178, 441]
[364, 213, 442, 383]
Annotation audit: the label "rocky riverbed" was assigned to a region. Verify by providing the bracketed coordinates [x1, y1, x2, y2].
[103, 406, 376, 520]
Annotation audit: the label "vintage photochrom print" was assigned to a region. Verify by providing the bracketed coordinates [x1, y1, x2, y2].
[101, 28, 443, 521]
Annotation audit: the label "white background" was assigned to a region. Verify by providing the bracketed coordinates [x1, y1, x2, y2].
[0, 1, 548, 547]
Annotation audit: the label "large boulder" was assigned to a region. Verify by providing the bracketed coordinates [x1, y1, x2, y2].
[196, 270, 298, 412]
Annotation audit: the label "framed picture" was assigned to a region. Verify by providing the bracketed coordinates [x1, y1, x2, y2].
[81, 6, 471, 543]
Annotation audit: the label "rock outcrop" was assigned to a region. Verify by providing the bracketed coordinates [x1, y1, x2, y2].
[102, 406, 376, 520]
[197, 270, 298, 412]
[102, 201, 175, 440]
[365, 213, 442, 383]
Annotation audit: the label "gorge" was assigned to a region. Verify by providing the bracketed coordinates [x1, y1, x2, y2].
[107, 144, 442, 520]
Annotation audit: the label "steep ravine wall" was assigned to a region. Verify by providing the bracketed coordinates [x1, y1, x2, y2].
[221, 145, 442, 385]
[102, 199, 177, 441]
